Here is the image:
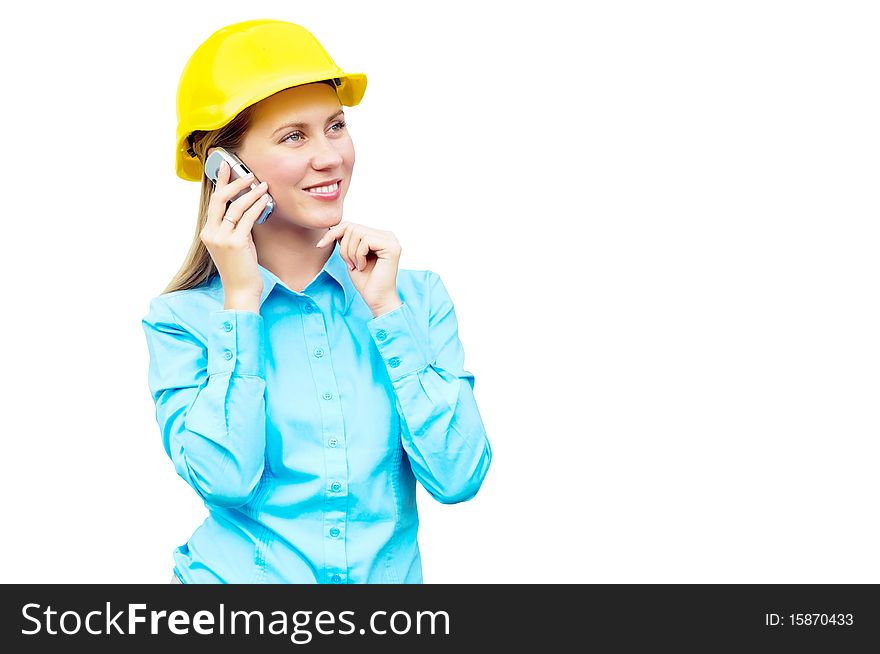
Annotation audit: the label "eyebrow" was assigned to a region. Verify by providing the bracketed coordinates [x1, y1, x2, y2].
[272, 109, 345, 135]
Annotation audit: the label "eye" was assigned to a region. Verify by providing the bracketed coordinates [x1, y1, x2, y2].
[282, 121, 347, 143]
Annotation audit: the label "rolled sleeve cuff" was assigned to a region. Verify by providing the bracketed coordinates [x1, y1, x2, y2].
[207, 310, 266, 377]
[367, 302, 430, 381]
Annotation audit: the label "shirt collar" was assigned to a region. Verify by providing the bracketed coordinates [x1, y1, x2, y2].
[249, 240, 356, 313]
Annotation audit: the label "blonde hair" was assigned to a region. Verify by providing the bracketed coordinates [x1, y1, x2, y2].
[161, 79, 339, 295]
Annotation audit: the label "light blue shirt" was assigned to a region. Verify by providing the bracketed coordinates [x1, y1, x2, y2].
[141, 242, 491, 583]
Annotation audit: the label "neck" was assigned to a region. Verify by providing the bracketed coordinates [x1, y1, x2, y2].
[253, 221, 334, 293]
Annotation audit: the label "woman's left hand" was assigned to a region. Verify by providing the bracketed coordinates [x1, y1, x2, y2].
[316, 222, 402, 317]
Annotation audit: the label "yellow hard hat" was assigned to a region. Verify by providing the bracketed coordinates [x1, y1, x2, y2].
[175, 19, 367, 181]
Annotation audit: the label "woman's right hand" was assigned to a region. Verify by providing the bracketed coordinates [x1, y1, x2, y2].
[200, 159, 271, 302]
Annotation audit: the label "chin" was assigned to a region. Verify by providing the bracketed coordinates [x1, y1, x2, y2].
[312, 214, 343, 229]
[272, 207, 344, 229]
[316, 208, 345, 224]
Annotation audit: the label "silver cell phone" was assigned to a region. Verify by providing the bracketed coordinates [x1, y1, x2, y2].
[204, 147, 274, 224]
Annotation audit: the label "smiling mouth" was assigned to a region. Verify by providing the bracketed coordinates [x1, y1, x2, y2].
[302, 180, 341, 194]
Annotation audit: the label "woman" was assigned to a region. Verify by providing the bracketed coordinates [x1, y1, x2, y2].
[141, 19, 492, 584]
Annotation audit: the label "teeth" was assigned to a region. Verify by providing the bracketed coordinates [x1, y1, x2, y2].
[305, 182, 339, 194]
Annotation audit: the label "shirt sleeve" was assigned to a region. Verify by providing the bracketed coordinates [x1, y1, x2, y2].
[366, 271, 492, 504]
[141, 297, 267, 508]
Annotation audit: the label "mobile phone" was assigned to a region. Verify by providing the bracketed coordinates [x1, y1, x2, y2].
[204, 147, 274, 224]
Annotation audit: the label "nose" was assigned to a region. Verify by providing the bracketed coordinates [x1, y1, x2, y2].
[310, 134, 344, 170]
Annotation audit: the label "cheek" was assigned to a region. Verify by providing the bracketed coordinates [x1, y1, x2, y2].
[261, 158, 309, 186]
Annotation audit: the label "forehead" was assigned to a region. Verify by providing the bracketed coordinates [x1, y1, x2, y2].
[250, 83, 342, 129]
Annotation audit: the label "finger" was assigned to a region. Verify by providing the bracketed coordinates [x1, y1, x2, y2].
[215, 160, 230, 188]
[219, 171, 257, 203]
[227, 190, 272, 233]
[316, 222, 346, 248]
[336, 227, 350, 269]
[222, 181, 269, 226]
[355, 237, 371, 271]
[206, 161, 230, 227]
[208, 168, 255, 227]
[315, 225, 339, 248]
[346, 230, 363, 271]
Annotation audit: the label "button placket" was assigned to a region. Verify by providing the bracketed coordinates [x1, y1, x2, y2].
[302, 304, 348, 583]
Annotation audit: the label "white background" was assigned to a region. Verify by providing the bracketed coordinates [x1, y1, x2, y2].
[1, 0, 877, 583]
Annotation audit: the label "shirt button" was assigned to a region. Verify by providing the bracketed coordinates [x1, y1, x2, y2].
[389, 356, 401, 368]
[304, 304, 314, 313]
[329, 527, 340, 538]
[328, 438, 338, 448]
[223, 321, 233, 332]
[331, 574, 342, 583]
[314, 347, 324, 358]
[322, 392, 332, 400]
[330, 481, 342, 492]
[223, 350, 233, 361]
[376, 329, 387, 341]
